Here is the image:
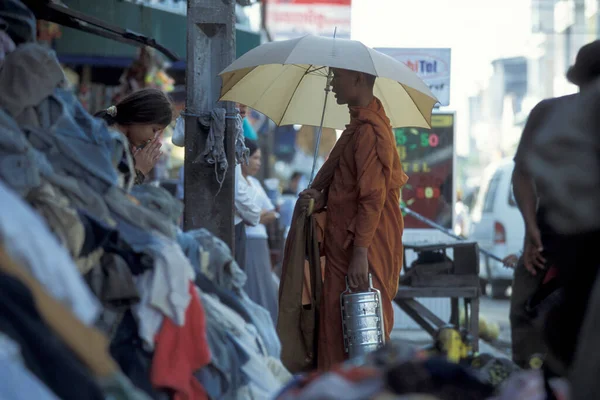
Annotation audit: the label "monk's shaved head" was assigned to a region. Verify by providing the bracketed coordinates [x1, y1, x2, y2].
[330, 68, 376, 107]
[362, 73, 376, 89]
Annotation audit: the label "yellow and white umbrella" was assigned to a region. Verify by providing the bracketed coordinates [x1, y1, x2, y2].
[219, 34, 438, 130]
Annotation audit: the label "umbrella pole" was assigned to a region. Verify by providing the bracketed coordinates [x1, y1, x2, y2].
[308, 68, 334, 186]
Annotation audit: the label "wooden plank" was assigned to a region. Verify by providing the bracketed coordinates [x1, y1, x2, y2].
[395, 286, 479, 299]
[469, 298, 480, 352]
[402, 299, 447, 328]
[404, 240, 478, 251]
[450, 298, 459, 326]
[396, 300, 438, 337]
[410, 274, 480, 288]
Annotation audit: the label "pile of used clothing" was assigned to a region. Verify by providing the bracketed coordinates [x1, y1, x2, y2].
[274, 341, 571, 400]
[0, 1, 288, 399]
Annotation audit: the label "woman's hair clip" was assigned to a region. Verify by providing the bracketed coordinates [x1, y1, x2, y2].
[106, 105, 118, 117]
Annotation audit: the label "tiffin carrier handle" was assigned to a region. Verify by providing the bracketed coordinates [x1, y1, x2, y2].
[344, 273, 374, 293]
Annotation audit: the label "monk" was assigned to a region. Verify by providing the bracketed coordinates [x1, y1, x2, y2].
[299, 67, 408, 369]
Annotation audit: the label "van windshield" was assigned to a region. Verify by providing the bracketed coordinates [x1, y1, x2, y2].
[508, 184, 517, 207]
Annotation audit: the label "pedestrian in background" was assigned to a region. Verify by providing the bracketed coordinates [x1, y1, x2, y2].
[241, 139, 279, 325]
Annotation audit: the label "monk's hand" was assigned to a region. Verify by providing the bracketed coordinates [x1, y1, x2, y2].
[299, 188, 325, 211]
[348, 247, 369, 291]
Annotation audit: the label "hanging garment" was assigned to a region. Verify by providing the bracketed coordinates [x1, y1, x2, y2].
[0, 271, 105, 400]
[0, 180, 100, 325]
[0, 245, 120, 379]
[491, 370, 569, 400]
[86, 252, 140, 310]
[275, 364, 382, 400]
[106, 185, 179, 241]
[238, 290, 282, 358]
[178, 228, 282, 358]
[195, 273, 253, 324]
[199, 290, 286, 398]
[278, 371, 383, 400]
[110, 311, 167, 400]
[130, 184, 183, 226]
[194, 317, 249, 400]
[26, 181, 90, 270]
[0, 0, 37, 45]
[46, 171, 117, 227]
[181, 228, 246, 290]
[0, 43, 64, 120]
[77, 209, 121, 259]
[0, 27, 15, 61]
[132, 234, 196, 349]
[151, 282, 211, 400]
[0, 333, 60, 400]
[0, 108, 50, 196]
[98, 372, 153, 400]
[25, 88, 120, 193]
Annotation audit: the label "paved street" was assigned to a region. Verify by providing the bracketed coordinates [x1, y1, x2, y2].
[480, 297, 510, 333]
[480, 296, 512, 352]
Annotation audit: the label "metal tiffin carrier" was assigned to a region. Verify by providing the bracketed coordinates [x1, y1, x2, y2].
[340, 273, 386, 359]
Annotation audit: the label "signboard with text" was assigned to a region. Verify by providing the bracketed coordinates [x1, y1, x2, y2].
[376, 48, 451, 106]
[397, 114, 455, 229]
[266, 0, 352, 41]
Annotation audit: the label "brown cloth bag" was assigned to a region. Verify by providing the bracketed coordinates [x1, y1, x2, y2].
[277, 200, 324, 373]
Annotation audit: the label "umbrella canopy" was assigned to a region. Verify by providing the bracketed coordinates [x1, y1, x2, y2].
[219, 35, 438, 130]
[296, 125, 337, 158]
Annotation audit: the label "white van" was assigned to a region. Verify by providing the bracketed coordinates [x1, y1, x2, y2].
[470, 158, 524, 298]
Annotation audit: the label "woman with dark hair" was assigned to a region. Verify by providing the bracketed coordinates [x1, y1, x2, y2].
[95, 88, 173, 185]
[241, 139, 279, 324]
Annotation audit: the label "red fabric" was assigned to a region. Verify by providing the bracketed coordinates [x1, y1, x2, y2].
[151, 282, 211, 400]
[543, 266, 559, 285]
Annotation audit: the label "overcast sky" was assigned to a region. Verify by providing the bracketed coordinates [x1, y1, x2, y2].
[351, 0, 531, 154]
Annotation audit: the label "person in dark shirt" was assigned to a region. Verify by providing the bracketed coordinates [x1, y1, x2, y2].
[510, 40, 600, 375]
[509, 95, 575, 368]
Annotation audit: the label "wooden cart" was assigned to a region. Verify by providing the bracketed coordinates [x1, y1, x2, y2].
[394, 240, 481, 351]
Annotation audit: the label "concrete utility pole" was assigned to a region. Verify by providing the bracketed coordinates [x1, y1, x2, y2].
[184, 0, 237, 249]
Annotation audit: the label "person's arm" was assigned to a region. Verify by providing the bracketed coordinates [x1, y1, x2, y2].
[512, 100, 549, 233]
[512, 166, 538, 233]
[353, 125, 388, 248]
[235, 165, 261, 226]
[253, 177, 279, 225]
[512, 100, 549, 273]
[348, 125, 388, 289]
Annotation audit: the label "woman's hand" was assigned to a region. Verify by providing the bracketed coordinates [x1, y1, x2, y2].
[133, 138, 162, 176]
[260, 210, 278, 225]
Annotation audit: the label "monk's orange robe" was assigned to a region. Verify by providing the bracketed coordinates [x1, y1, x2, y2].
[311, 97, 408, 370]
